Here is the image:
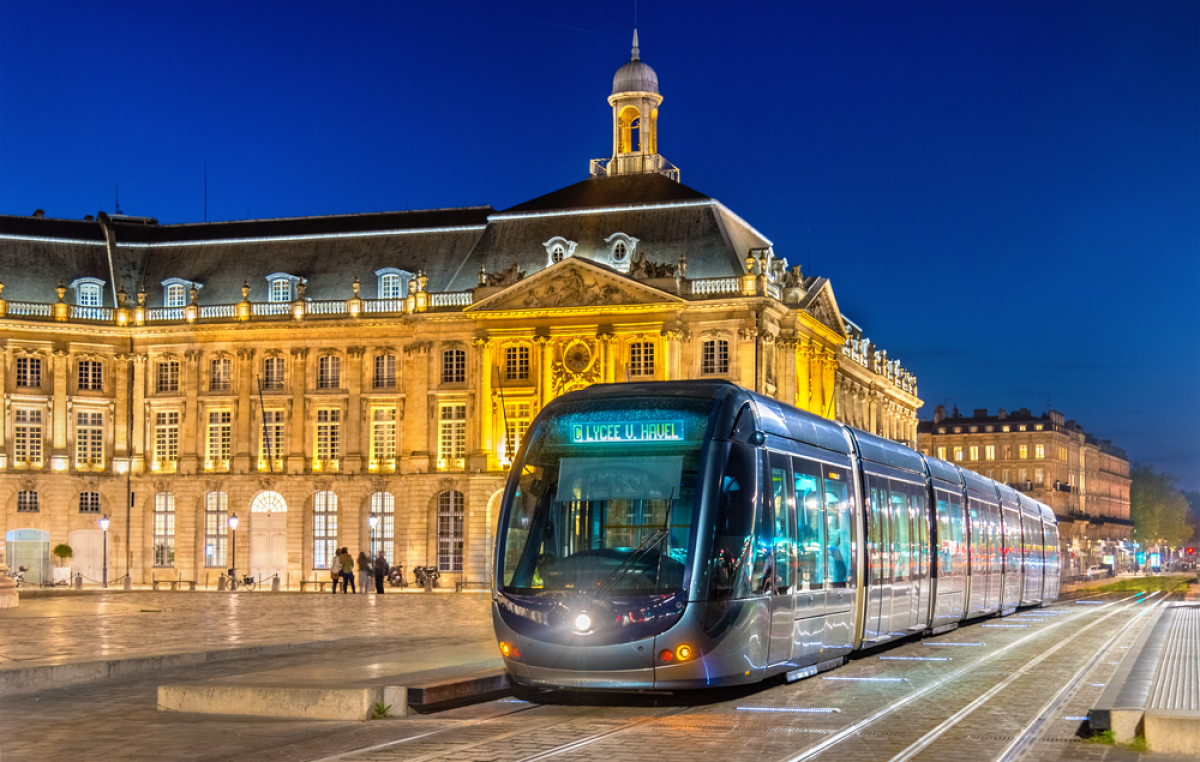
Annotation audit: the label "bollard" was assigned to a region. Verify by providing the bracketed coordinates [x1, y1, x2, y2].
[271, 576, 281, 592]
[424, 576, 433, 593]
[218, 575, 227, 591]
[74, 573, 83, 590]
[124, 576, 132, 591]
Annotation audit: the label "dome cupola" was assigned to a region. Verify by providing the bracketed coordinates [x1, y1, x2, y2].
[612, 30, 659, 95]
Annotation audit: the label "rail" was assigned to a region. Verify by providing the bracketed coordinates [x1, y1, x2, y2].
[69, 305, 113, 321]
[251, 302, 291, 316]
[363, 298, 405, 313]
[7, 302, 53, 317]
[199, 304, 236, 319]
[306, 300, 346, 315]
[147, 307, 184, 321]
[430, 292, 472, 308]
[690, 277, 740, 296]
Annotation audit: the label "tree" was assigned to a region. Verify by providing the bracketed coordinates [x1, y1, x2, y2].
[1130, 466, 1194, 548]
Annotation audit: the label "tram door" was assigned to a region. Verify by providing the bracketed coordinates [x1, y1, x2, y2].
[1000, 507, 1023, 612]
[864, 474, 892, 642]
[792, 457, 827, 662]
[765, 453, 796, 665]
[932, 489, 966, 624]
[822, 464, 856, 654]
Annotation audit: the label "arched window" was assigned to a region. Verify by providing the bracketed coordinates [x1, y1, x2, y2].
[204, 492, 228, 567]
[313, 491, 338, 569]
[551, 244, 565, 263]
[612, 241, 626, 261]
[618, 106, 640, 153]
[251, 491, 287, 513]
[166, 284, 186, 308]
[318, 355, 341, 389]
[437, 490, 464, 572]
[70, 277, 105, 307]
[153, 493, 176, 567]
[369, 492, 395, 561]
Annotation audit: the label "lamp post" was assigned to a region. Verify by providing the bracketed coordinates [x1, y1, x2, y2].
[368, 514, 379, 556]
[228, 513, 239, 584]
[99, 514, 110, 588]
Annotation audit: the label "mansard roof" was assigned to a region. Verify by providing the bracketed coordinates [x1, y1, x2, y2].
[503, 173, 708, 214]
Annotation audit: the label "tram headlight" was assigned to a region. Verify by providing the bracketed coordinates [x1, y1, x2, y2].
[499, 641, 521, 660]
[675, 644, 693, 661]
[574, 613, 593, 632]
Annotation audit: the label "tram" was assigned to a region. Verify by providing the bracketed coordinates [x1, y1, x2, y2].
[492, 381, 1060, 690]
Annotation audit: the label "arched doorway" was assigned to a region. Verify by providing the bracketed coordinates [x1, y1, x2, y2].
[5, 529, 49, 585]
[249, 491, 287, 583]
[68, 529, 110, 585]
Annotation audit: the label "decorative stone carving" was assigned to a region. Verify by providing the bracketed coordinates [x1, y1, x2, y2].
[480, 262, 526, 288]
[522, 269, 639, 309]
[404, 341, 432, 355]
[627, 251, 676, 280]
[552, 337, 603, 395]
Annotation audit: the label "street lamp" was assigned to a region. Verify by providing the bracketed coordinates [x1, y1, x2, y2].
[99, 514, 110, 588]
[368, 514, 379, 556]
[228, 513, 239, 584]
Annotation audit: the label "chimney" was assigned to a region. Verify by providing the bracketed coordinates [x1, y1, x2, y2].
[32, 209, 44, 218]
[998, 409, 1007, 419]
[933, 404, 945, 423]
[974, 409, 987, 418]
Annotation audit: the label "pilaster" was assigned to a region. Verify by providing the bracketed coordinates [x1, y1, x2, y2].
[473, 337, 493, 470]
[131, 354, 147, 473]
[401, 341, 430, 473]
[345, 346, 365, 474]
[795, 340, 811, 412]
[235, 348, 254, 471]
[52, 348, 69, 453]
[288, 347, 308, 474]
[180, 349, 201, 474]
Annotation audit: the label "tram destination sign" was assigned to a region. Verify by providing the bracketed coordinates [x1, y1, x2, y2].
[570, 419, 684, 444]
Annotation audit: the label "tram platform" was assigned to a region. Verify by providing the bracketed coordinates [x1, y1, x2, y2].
[1088, 590, 1200, 755]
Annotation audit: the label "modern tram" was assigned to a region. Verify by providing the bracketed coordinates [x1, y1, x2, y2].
[492, 381, 1061, 690]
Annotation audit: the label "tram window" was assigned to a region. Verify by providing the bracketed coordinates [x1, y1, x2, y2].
[770, 452, 795, 595]
[823, 465, 852, 588]
[752, 457, 774, 595]
[968, 500, 984, 574]
[710, 444, 758, 601]
[908, 483, 928, 578]
[891, 485, 910, 581]
[949, 495, 966, 574]
[1002, 508, 1020, 573]
[793, 457, 825, 591]
[868, 475, 891, 584]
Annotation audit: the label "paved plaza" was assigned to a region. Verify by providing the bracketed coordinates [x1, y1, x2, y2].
[0, 587, 1195, 762]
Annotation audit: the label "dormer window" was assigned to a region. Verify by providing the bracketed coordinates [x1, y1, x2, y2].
[375, 268, 412, 300]
[604, 233, 639, 272]
[266, 273, 301, 303]
[69, 277, 105, 307]
[542, 237, 577, 267]
[161, 278, 201, 308]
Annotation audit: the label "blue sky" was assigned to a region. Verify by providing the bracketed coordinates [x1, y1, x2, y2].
[1, 1, 1197, 489]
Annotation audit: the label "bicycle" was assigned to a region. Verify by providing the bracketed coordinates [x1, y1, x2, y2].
[226, 570, 257, 591]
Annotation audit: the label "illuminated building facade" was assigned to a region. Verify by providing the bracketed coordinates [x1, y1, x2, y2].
[0, 35, 920, 588]
[917, 405, 1131, 574]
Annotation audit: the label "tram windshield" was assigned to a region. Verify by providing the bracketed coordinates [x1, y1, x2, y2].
[500, 396, 712, 596]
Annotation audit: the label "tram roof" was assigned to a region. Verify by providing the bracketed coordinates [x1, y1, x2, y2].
[845, 427, 924, 474]
[922, 454, 963, 487]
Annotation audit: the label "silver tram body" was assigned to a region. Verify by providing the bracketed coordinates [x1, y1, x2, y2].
[492, 381, 1060, 690]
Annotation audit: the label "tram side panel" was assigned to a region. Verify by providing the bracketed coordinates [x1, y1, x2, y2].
[1019, 499, 1045, 605]
[997, 484, 1025, 613]
[930, 484, 968, 628]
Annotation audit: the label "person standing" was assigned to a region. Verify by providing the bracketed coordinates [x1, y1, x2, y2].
[373, 552, 388, 594]
[357, 551, 371, 594]
[340, 548, 356, 593]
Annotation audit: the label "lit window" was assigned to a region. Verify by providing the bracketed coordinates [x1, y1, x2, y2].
[78, 360, 103, 391]
[210, 358, 232, 392]
[153, 493, 176, 567]
[374, 354, 397, 389]
[165, 284, 187, 308]
[1018, 425, 1027, 432]
[375, 268, 411, 300]
[16, 356, 42, 388]
[442, 349, 466, 384]
[502, 402, 531, 464]
[1035, 424, 1044, 431]
[1002, 425, 1010, 432]
[505, 346, 530, 381]
[318, 355, 341, 390]
[985, 426, 994, 432]
[259, 410, 285, 468]
[969, 426, 977, 433]
[75, 411, 104, 466]
[263, 357, 286, 390]
[953, 447, 963, 462]
[156, 360, 180, 393]
[79, 491, 102, 514]
[1034, 468, 1044, 485]
[629, 342, 655, 376]
[17, 491, 39, 513]
[938, 427, 946, 434]
[437, 490, 464, 572]
[155, 411, 180, 469]
[204, 492, 228, 567]
[269, 278, 293, 303]
[438, 403, 466, 469]
[14, 409, 44, 465]
[371, 408, 397, 465]
[1019, 445, 1028, 459]
[1035, 443, 1045, 459]
[985, 445, 996, 461]
[369, 492, 395, 561]
[313, 491, 338, 569]
[937, 446, 946, 460]
[954, 427, 962, 434]
[315, 409, 341, 464]
[78, 282, 101, 306]
[207, 410, 232, 467]
[969, 445, 979, 461]
[701, 340, 729, 374]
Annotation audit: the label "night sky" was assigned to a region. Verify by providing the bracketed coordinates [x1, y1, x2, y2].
[2, 1, 1197, 490]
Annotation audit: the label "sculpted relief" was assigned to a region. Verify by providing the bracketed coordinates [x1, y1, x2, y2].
[522, 269, 640, 310]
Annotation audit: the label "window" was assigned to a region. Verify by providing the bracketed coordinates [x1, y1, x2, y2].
[1019, 444, 1028, 459]
[985, 426, 994, 432]
[1002, 469, 1010, 484]
[15, 356, 41, 388]
[442, 349, 465, 383]
[207, 410, 232, 467]
[165, 284, 187, 307]
[1035, 424, 1044, 431]
[954, 427, 962, 434]
[210, 358, 232, 392]
[313, 491, 338, 569]
[629, 342, 655, 377]
[936, 446, 946, 460]
[70, 277, 105, 306]
[938, 428, 946, 434]
[985, 445, 996, 460]
[259, 410, 285, 468]
[14, 409, 43, 465]
[369, 492, 395, 561]
[269, 278, 293, 303]
[701, 340, 729, 374]
[438, 403, 466, 469]
[371, 408, 396, 465]
[263, 357, 286, 390]
[204, 492, 228, 567]
[1018, 468, 1028, 484]
[78, 360, 103, 391]
[1035, 443, 1045, 459]
[315, 409, 341, 464]
[1035, 468, 1045, 485]
[154, 411, 180, 469]
[1002, 425, 1011, 433]
[551, 244, 565, 263]
[373, 354, 397, 389]
[969, 426, 977, 433]
[153, 493, 176, 567]
[1003, 445, 1012, 459]
[437, 490, 464, 572]
[79, 491, 101, 514]
[953, 446, 964, 462]
[502, 402, 531, 464]
[17, 491, 39, 512]
[505, 346, 529, 381]
[157, 360, 180, 393]
[612, 241, 627, 261]
[969, 445, 979, 461]
[75, 411, 104, 465]
[1018, 425, 1027, 432]
[375, 268, 411, 300]
[318, 355, 341, 390]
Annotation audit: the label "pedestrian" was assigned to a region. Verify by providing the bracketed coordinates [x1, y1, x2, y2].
[340, 547, 356, 593]
[329, 551, 340, 594]
[373, 552, 388, 594]
[357, 550, 371, 594]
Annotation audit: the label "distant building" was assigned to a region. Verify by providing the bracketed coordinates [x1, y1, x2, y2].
[917, 405, 1131, 574]
[0, 33, 920, 588]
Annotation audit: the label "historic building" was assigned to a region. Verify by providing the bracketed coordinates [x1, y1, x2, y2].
[917, 405, 1131, 574]
[0, 34, 919, 591]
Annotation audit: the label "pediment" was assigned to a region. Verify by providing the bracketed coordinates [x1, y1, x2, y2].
[797, 278, 846, 339]
[466, 257, 684, 315]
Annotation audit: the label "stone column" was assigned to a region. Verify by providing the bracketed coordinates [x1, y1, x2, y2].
[180, 349, 201, 474]
[662, 329, 684, 381]
[401, 341, 431, 473]
[288, 347, 308, 474]
[236, 348, 254, 472]
[131, 354, 147, 473]
[541, 338, 556, 406]
[345, 347, 365, 474]
[473, 337, 493, 471]
[113, 354, 129, 458]
[795, 340, 811, 412]
[599, 332, 616, 384]
[52, 349, 69, 454]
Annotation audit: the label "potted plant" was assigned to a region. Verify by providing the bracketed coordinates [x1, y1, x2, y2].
[52, 543, 73, 585]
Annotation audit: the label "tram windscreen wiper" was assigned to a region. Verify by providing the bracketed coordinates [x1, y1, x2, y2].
[591, 490, 674, 600]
